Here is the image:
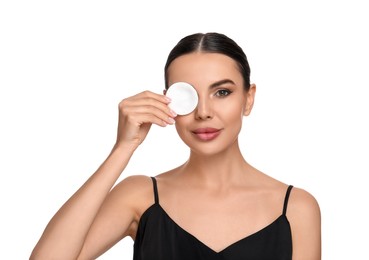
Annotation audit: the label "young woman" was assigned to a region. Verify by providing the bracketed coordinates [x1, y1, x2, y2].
[30, 32, 321, 260]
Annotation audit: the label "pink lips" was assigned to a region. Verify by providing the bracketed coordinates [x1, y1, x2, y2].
[192, 128, 222, 141]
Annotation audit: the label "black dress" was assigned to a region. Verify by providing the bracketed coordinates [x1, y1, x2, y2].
[133, 177, 293, 260]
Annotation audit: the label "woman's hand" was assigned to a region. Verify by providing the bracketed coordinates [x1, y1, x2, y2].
[115, 90, 176, 148]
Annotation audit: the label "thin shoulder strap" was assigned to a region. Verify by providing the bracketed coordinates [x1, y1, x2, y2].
[150, 176, 159, 204]
[282, 185, 294, 215]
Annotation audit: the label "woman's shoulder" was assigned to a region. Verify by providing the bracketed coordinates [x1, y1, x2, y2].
[286, 186, 321, 257]
[257, 172, 320, 225]
[287, 186, 321, 240]
[109, 175, 156, 216]
[254, 170, 319, 212]
[113, 174, 153, 194]
[288, 186, 321, 217]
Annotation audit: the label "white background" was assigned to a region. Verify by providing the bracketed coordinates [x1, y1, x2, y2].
[1, 0, 368, 259]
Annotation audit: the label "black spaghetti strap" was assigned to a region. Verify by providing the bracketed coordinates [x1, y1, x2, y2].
[282, 185, 293, 215]
[150, 177, 159, 204]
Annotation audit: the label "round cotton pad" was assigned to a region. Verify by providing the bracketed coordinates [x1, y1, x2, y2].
[166, 82, 198, 115]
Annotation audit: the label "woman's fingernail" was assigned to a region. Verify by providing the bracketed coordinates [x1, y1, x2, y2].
[168, 117, 175, 124]
[170, 109, 177, 117]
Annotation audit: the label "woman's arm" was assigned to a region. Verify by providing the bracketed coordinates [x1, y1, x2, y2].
[30, 91, 175, 260]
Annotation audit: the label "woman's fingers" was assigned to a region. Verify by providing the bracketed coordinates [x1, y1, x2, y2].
[115, 90, 176, 147]
[125, 91, 175, 119]
[122, 103, 176, 125]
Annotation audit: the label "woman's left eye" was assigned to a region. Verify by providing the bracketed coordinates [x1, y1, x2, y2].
[215, 89, 232, 97]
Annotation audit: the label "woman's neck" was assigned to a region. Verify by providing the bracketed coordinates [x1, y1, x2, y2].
[180, 141, 252, 188]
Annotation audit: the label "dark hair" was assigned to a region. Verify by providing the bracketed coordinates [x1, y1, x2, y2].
[164, 32, 251, 91]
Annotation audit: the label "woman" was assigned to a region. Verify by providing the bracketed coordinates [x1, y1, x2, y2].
[30, 32, 321, 260]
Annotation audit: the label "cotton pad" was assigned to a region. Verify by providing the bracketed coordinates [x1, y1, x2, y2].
[166, 82, 198, 115]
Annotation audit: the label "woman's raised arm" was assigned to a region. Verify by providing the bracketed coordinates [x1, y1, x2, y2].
[30, 91, 175, 260]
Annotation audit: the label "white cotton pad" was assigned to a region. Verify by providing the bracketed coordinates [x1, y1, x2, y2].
[166, 82, 198, 115]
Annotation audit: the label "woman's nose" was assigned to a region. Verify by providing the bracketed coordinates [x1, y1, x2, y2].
[194, 96, 213, 120]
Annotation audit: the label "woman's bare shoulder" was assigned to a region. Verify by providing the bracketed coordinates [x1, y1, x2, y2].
[287, 186, 321, 218]
[115, 174, 153, 188]
[108, 175, 156, 216]
[113, 174, 153, 193]
[287, 186, 321, 258]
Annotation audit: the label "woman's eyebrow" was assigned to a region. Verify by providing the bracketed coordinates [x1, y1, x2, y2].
[209, 79, 236, 89]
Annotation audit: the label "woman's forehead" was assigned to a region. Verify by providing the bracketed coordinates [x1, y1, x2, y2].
[167, 52, 242, 86]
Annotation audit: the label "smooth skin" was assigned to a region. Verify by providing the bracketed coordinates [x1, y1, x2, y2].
[30, 53, 321, 260]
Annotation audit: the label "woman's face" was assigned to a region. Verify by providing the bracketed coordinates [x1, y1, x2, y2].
[167, 52, 255, 155]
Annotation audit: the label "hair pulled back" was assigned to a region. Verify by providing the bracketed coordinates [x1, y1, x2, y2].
[164, 32, 251, 91]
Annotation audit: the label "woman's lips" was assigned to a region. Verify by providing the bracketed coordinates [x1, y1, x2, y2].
[192, 128, 222, 141]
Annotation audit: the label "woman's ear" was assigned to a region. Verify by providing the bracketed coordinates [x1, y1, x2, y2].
[243, 84, 256, 116]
